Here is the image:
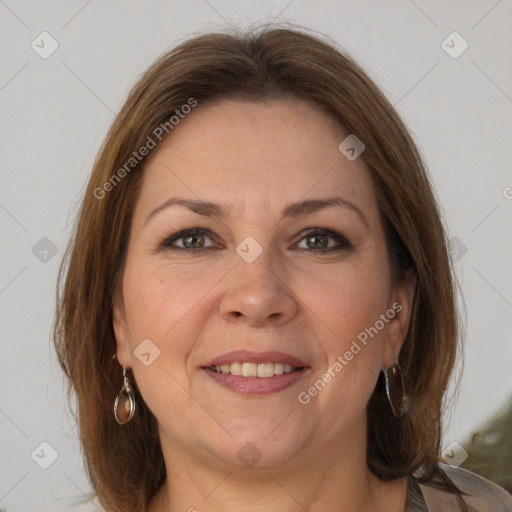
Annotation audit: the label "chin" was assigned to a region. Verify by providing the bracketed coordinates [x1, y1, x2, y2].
[203, 420, 309, 470]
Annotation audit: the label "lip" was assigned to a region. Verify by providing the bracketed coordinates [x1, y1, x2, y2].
[202, 367, 310, 396]
[200, 350, 311, 396]
[202, 350, 309, 368]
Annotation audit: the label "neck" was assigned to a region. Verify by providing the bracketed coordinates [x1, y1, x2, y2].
[149, 415, 406, 512]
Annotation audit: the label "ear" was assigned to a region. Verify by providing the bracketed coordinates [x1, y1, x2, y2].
[381, 269, 417, 368]
[112, 285, 132, 368]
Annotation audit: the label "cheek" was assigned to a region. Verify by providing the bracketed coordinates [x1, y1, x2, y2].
[122, 244, 391, 364]
[121, 242, 391, 415]
[123, 260, 216, 340]
[304, 258, 390, 345]
[120, 264, 209, 429]
[120, 259, 227, 412]
[298, 256, 390, 402]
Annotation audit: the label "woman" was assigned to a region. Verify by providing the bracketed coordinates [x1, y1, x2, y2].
[53, 25, 512, 511]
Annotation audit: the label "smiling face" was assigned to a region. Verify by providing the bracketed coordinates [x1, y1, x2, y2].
[113, 98, 413, 472]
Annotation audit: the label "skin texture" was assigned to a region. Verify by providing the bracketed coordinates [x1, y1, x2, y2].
[113, 99, 415, 511]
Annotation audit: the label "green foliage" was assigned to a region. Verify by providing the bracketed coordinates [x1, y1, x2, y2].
[461, 398, 512, 493]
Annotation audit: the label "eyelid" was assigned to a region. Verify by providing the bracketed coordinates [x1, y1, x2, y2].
[294, 227, 352, 251]
[159, 228, 220, 250]
[159, 227, 352, 253]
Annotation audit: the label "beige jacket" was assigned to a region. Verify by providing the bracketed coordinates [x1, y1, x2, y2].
[407, 463, 512, 511]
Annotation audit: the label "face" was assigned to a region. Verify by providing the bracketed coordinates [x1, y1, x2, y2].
[113, 98, 413, 471]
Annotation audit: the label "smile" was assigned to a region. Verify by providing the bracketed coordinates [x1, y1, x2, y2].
[201, 350, 310, 395]
[208, 362, 299, 377]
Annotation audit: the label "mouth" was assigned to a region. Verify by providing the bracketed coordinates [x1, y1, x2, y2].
[201, 350, 310, 396]
[207, 362, 301, 377]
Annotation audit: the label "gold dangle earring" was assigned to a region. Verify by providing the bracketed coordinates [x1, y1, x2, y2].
[114, 366, 136, 425]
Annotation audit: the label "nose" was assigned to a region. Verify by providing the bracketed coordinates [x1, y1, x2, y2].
[220, 256, 297, 327]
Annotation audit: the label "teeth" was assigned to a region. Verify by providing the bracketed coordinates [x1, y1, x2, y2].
[241, 362, 257, 377]
[230, 362, 242, 375]
[257, 363, 274, 378]
[209, 362, 299, 377]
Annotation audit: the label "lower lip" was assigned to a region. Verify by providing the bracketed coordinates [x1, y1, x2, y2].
[202, 368, 309, 396]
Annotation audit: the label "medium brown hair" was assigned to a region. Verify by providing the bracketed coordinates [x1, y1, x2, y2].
[53, 24, 468, 511]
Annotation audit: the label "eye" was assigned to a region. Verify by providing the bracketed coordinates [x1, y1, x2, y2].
[160, 228, 218, 251]
[295, 228, 352, 252]
[159, 227, 352, 253]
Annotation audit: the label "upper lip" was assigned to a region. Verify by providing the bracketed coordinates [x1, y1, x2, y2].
[202, 350, 309, 368]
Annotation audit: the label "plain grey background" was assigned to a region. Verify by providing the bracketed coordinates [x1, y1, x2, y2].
[1, 1, 511, 510]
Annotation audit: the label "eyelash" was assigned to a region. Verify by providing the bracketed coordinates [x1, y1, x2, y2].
[158, 228, 352, 254]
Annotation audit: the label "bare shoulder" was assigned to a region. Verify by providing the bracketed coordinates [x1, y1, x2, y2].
[417, 463, 512, 512]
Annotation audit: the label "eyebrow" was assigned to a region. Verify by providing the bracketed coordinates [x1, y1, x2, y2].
[144, 196, 369, 228]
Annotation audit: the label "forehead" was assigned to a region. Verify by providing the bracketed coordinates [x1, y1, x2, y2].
[135, 99, 378, 222]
